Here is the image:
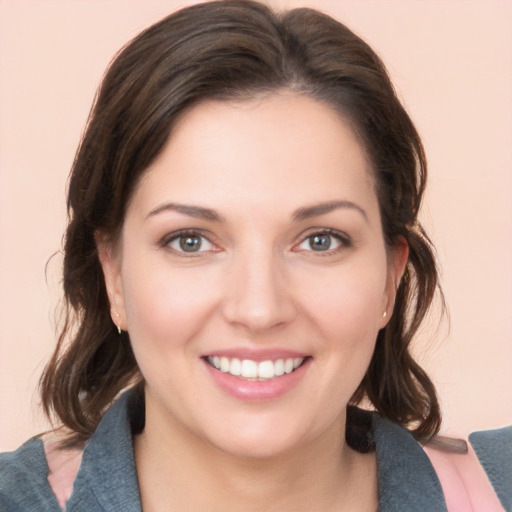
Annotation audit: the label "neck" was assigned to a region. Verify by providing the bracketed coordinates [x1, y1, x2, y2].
[134, 396, 377, 512]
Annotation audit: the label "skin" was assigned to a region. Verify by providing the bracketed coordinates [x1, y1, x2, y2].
[99, 94, 408, 511]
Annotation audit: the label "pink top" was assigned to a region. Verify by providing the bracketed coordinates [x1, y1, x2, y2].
[43, 436, 82, 510]
[424, 443, 505, 511]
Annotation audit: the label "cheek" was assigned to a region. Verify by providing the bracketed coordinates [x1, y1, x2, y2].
[120, 257, 221, 353]
[296, 258, 387, 344]
[301, 264, 385, 402]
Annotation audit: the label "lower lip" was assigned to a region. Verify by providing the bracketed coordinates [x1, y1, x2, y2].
[204, 359, 311, 401]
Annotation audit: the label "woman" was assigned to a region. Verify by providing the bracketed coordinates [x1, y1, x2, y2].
[0, 1, 509, 511]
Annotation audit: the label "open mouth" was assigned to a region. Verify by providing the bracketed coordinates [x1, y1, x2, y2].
[205, 356, 309, 381]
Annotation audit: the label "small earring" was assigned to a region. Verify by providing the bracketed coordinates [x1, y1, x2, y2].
[383, 311, 387, 318]
[112, 310, 122, 334]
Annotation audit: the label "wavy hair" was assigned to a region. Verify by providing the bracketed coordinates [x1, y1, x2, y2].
[40, 0, 443, 448]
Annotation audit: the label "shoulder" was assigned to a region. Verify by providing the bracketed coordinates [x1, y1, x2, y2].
[469, 426, 512, 511]
[469, 426, 512, 491]
[0, 436, 61, 511]
[369, 412, 511, 512]
[424, 426, 511, 512]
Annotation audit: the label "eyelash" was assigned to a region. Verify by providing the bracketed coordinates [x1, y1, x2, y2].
[159, 228, 352, 256]
[293, 228, 352, 255]
[159, 229, 218, 256]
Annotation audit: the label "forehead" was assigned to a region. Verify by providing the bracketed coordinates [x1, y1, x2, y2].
[131, 94, 378, 220]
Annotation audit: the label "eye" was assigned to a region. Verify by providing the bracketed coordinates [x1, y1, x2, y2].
[164, 231, 216, 254]
[295, 229, 350, 253]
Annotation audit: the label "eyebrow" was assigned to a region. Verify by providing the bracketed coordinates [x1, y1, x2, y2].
[146, 199, 368, 223]
[147, 202, 225, 222]
[292, 200, 368, 223]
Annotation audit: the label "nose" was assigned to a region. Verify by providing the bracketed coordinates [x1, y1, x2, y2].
[222, 247, 297, 333]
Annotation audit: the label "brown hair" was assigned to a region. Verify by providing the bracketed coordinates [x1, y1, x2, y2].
[41, 0, 442, 448]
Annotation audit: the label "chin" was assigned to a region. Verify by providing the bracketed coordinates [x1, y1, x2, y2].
[208, 428, 306, 460]
[196, 408, 333, 461]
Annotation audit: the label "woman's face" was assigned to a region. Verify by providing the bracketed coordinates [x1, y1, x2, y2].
[101, 94, 406, 458]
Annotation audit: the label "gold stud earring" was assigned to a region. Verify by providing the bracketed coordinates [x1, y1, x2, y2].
[112, 310, 122, 334]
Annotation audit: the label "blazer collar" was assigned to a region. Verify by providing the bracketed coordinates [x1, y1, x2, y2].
[373, 414, 447, 511]
[72, 390, 447, 511]
[70, 391, 143, 511]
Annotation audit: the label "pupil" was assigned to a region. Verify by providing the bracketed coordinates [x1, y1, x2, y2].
[180, 235, 201, 252]
[310, 234, 331, 251]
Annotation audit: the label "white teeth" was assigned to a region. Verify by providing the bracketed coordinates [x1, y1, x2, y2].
[220, 356, 230, 373]
[258, 360, 275, 379]
[284, 359, 294, 374]
[230, 358, 241, 376]
[207, 356, 305, 380]
[241, 359, 258, 378]
[274, 359, 285, 376]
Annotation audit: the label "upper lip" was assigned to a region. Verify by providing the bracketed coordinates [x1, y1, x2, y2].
[202, 348, 310, 362]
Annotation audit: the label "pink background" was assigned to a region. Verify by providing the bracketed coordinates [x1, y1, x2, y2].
[0, 0, 511, 451]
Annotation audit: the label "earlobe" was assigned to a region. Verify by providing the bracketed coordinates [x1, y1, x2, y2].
[95, 231, 127, 331]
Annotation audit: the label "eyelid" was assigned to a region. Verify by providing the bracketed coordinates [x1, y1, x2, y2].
[159, 229, 221, 254]
[158, 227, 351, 255]
[292, 228, 352, 253]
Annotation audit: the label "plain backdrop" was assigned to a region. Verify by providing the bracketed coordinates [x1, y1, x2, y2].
[0, 0, 511, 451]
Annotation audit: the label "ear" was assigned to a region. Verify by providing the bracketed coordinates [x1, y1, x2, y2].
[380, 236, 409, 328]
[96, 231, 127, 332]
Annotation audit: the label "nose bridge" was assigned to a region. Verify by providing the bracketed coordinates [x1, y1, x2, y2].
[222, 240, 295, 332]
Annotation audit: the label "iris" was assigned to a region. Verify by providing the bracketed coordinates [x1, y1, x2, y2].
[180, 235, 202, 252]
[309, 234, 332, 251]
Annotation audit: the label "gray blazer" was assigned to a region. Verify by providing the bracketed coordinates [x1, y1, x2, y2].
[1, 391, 510, 511]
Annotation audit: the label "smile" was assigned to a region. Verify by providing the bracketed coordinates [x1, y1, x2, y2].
[206, 356, 306, 380]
